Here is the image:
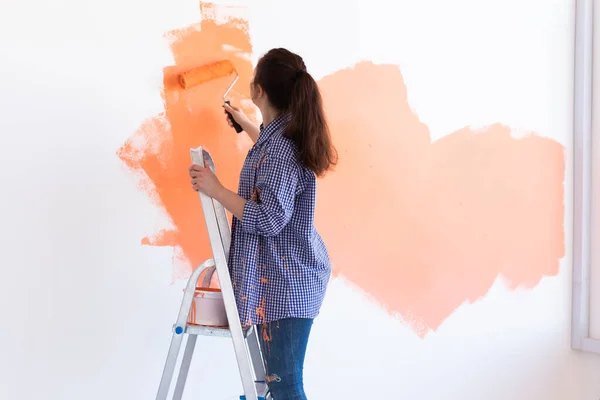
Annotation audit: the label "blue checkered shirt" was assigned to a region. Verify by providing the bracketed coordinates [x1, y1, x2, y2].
[228, 113, 331, 326]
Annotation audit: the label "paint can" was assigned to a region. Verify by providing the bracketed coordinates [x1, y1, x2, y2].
[186, 287, 228, 327]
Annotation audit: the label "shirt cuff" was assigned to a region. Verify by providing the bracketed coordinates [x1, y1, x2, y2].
[241, 200, 260, 235]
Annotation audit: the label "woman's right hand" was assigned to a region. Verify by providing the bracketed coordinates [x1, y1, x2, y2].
[223, 103, 260, 143]
[223, 103, 250, 131]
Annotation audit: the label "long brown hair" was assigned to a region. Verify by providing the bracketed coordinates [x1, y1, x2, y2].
[253, 48, 337, 177]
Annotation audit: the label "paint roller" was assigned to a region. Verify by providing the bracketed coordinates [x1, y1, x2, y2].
[178, 60, 244, 133]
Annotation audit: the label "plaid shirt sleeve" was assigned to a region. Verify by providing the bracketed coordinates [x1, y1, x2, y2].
[241, 152, 298, 237]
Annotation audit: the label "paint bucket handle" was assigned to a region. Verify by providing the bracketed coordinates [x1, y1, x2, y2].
[198, 265, 217, 289]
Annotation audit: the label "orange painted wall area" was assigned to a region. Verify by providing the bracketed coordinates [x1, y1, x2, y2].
[117, 2, 565, 337]
[117, 2, 255, 281]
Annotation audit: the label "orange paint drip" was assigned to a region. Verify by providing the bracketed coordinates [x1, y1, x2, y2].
[261, 348, 269, 369]
[119, 3, 565, 337]
[255, 297, 266, 321]
[260, 277, 269, 284]
[188, 298, 196, 324]
[282, 256, 288, 271]
[251, 188, 261, 202]
[255, 301, 271, 353]
[261, 325, 272, 343]
[256, 298, 271, 346]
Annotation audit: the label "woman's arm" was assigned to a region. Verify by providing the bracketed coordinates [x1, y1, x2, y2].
[214, 187, 246, 221]
[210, 152, 298, 237]
[238, 153, 298, 237]
[241, 122, 260, 143]
[190, 165, 246, 219]
[224, 103, 260, 143]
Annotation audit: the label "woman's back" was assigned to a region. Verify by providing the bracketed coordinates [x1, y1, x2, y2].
[229, 112, 331, 327]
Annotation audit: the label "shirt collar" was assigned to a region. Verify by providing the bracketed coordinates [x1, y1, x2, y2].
[256, 113, 292, 147]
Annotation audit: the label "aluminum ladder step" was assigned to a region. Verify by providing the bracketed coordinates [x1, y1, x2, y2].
[172, 324, 252, 338]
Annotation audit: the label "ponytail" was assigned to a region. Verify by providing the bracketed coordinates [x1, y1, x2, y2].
[286, 70, 337, 177]
[253, 48, 338, 177]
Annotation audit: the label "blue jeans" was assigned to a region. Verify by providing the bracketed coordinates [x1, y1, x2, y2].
[258, 318, 313, 400]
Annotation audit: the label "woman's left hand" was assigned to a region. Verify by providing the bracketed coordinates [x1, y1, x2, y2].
[189, 164, 224, 199]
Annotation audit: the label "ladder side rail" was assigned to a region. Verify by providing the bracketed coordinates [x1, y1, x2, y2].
[192, 147, 259, 400]
[197, 151, 231, 288]
[205, 149, 269, 399]
[202, 150, 232, 258]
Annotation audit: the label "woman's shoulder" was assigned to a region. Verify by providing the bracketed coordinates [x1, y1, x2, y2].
[264, 134, 299, 162]
[261, 135, 316, 189]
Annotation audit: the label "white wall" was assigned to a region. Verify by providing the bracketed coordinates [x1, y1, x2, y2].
[589, 0, 600, 340]
[1, 0, 599, 399]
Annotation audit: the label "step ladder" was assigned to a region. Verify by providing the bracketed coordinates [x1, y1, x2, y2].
[156, 146, 270, 400]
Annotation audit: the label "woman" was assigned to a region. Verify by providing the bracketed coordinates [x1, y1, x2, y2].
[189, 48, 337, 399]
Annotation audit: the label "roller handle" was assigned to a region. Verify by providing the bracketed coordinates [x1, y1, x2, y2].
[224, 101, 243, 133]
